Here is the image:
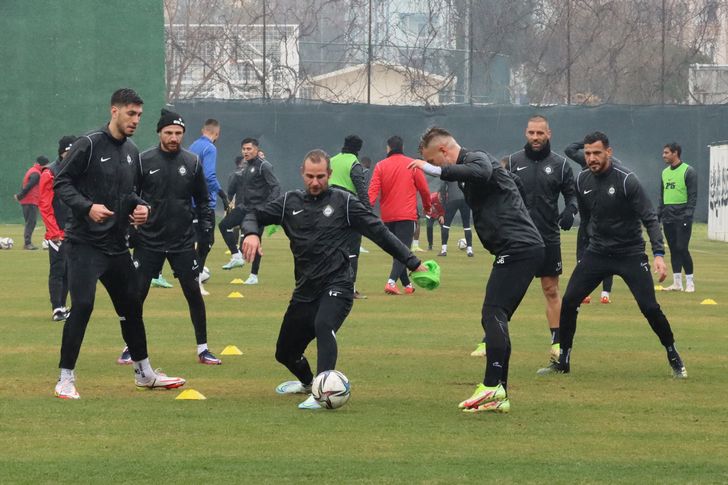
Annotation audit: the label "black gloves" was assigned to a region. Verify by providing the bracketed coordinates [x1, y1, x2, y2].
[559, 208, 576, 230]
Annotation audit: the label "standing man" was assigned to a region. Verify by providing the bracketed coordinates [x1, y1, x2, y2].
[53, 88, 185, 399]
[505, 115, 577, 364]
[437, 180, 474, 257]
[425, 190, 445, 251]
[241, 149, 425, 410]
[117, 109, 221, 366]
[538, 132, 686, 378]
[15, 156, 49, 250]
[188, 119, 225, 295]
[659, 143, 697, 292]
[38, 136, 76, 321]
[220, 137, 280, 285]
[368, 135, 431, 295]
[411, 127, 545, 414]
[330, 134, 370, 299]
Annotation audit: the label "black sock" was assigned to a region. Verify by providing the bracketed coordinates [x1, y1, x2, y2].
[551, 328, 560, 345]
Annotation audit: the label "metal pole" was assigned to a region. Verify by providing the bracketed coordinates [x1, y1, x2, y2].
[367, 0, 372, 104]
[262, 0, 267, 100]
[566, 0, 571, 104]
[468, 0, 473, 105]
[661, 0, 666, 104]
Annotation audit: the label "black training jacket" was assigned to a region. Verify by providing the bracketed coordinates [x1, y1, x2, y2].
[507, 148, 577, 245]
[132, 146, 212, 252]
[54, 125, 146, 254]
[230, 156, 281, 209]
[575, 163, 664, 256]
[243, 188, 421, 302]
[440, 149, 544, 255]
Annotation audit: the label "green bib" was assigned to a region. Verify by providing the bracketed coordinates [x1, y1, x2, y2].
[662, 162, 689, 205]
[330, 153, 358, 193]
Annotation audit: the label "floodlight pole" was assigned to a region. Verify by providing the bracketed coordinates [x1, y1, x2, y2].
[661, 0, 666, 104]
[566, 0, 571, 105]
[367, 0, 372, 105]
[468, 0, 473, 105]
[262, 0, 267, 101]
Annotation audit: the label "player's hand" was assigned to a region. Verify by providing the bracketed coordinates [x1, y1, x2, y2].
[242, 234, 263, 262]
[89, 204, 114, 223]
[13, 194, 19, 202]
[412, 264, 428, 273]
[558, 208, 575, 230]
[408, 159, 426, 171]
[653, 255, 667, 282]
[438, 216, 444, 224]
[129, 205, 149, 225]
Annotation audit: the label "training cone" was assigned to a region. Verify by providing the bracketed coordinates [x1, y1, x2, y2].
[224, 249, 231, 255]
[700, 298, 717, 305]
[176, 389, 206, 400]
[227, 291, 244, 299]
[221, 345, 243, 355]
[230, 278, 244, 284]
[654, 285, 664, 291]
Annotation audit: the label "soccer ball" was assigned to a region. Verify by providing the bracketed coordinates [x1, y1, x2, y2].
[0, 237, 14, 249]
[311, 370, 351, 409]
[457, 238, 467, 250]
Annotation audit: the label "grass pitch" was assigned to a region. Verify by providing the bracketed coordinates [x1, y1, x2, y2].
[1, 223, 727, 484]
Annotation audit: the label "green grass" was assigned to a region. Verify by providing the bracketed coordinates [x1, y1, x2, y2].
[1, 223, 727, 484]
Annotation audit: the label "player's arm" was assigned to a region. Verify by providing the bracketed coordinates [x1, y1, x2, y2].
[203, 145, 222, 198]
[192, 159, 213, 231]
[350, 162, 371, 210]
[38, 171, 63, 241]
[657, 170, 665, 223]
[54, 136, 95, 218]
[367, 164, 382, 206]
[241, 193, 287, 262]
[347, 195, 422, 271]
[626, 174, 665, 257]
[16, 172, 40, 200]
[413, 168, 431, 213]
[261, 162, 281, 201]
[685, 166, 698, 221]
[564, 142, 587, 168]
[559, 162, 578, 230]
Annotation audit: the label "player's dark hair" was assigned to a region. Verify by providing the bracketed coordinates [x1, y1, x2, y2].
[583, 131, 610, 148]
[387, 135, 404, 154]
[303, 149, 330, 170]
[664, 142, 681, 157]
[203, 119, 220, 129]
[420, 127, 453, 149]
[110, 88, 143, 106]
[528, 114, 548, 124]
[241, 137, 259, 147]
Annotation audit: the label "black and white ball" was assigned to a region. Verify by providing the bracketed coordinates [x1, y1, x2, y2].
[311, 370, 351, 409]
[457, 238, 467, 250]
[0, 237, 14, 249]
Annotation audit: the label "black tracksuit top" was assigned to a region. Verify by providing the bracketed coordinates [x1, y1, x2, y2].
[243, 187, 421, 302]
[229, 156, 281, 209]
[54, 125, 146, 254]
[507, 148, 577, 245]
[440, 149, 544, 256]
[132, 146, 212, 252]
[576, 162, 665, 256]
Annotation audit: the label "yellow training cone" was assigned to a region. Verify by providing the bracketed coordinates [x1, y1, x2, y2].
[221, 345, 243, 355]
[654, 285, 664, 291]
[227, 291, 244, 299]
[700, 298, 717, 305]
[230, 278, 244, 284]
[176, 389, 207, 400]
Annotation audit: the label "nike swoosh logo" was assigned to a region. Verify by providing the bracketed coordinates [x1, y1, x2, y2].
[149, 169, 160, 174]
[100, 157, 111, 162]
[292, 209, 303, 215]
[583, 189, 593, 194]
[516, 166, 527, 171]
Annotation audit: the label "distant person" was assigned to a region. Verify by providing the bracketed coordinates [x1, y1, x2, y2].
[425, 190, 445, 250]
[437, 180, 473, 257]
[659, 142, 697, 292]
[330, 135, 370, 299]
[38, 136, 76, 321]
[53, 88, 185, 399]
[538, 132, 686, 379]
[220, 138, 280, 285]
[241, 149, 425, 410]
[15, 156, 49, 250]
[188, 118, 227, 295]
[222, 155, 247, 252]
[368, 135, 431, 295]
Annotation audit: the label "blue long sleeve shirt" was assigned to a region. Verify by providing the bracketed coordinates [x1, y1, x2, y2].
[188, 135, 221, 209]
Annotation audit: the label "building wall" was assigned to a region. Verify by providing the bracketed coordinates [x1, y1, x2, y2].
[0, 0, 166, 222]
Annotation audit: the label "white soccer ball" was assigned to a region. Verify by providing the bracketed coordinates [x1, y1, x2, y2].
[311, 370, 351, 409]
[0, 237, 13, 249]
[457, 238, 467, 250]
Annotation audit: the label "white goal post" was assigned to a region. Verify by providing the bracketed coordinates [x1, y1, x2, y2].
[708, 142, 728, 242]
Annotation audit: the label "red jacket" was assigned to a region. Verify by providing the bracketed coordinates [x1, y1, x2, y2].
[18, 163, 42, 205]
[427, 192, 445, 219]
[38, 167, 64, 241]
[368, 153, 431, 222]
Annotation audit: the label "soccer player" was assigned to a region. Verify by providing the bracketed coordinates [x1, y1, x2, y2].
[564, 140, 615, 304]
[538, 132, 687, 378]
[38, 136, 76, 321]
[188, 119, 226, 295]
[220, 137, 280, 285]
[116, 109, 221, 366]
[411, 127, 545, 414]
[329, 135, 370, 299]
[53, 88, 185, 399]
[15, 156, 49, 250]
[437, 180, 474, 257]
[425, 190, 445, 251]
[503, 115, 577, 366]
[368, 135, 431, 295]
[241, 149, 425, 410]
[659, 142, 697, 292]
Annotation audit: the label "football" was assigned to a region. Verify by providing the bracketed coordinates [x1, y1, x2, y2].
[457, 238, 467, 250]
[0, 237, 14, 249]
[311, 370, 351, 409]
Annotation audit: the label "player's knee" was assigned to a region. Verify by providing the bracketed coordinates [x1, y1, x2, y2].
[643, 305, 664, 320]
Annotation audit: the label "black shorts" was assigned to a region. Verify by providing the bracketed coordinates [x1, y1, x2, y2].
[534, 244, 562, 277]
[133, 247, 201, 280]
